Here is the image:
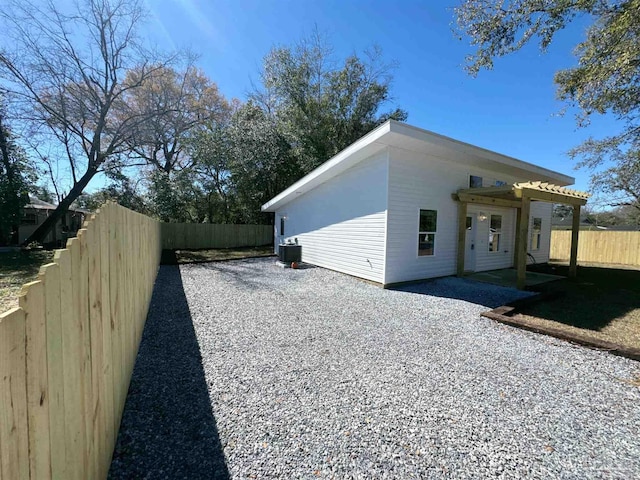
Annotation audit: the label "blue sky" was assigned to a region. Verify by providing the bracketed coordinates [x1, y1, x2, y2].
[144, 0, 620, 202]
[1, 0, 620, 205]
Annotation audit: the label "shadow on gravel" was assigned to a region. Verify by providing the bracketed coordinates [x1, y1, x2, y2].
[108, 265, 230, 480]
[389, 276, 531, 309]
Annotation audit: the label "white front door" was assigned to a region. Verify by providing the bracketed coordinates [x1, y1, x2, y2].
[464, 215, 477, 272]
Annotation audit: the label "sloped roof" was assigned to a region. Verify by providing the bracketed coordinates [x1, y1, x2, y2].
[262, 120, 576, 212]
[27, 194, 57, 209]
[24, 195, 89, 213]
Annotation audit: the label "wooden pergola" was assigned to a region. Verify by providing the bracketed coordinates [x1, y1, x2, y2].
[453, 181, 590, 289]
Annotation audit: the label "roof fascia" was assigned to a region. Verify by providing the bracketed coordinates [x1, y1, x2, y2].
[261, 121, 392, 212]
[388, 121, 575, 186]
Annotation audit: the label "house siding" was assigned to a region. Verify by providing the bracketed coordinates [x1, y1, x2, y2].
[527, 201, 553, 264]
[467, 204, 516, 272]
[384, 146, 550, 284]
[275, 151, 389, 283]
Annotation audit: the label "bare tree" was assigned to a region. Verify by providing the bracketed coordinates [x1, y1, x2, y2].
[0, 0, 174, 244]
[122, 63, 231, 173]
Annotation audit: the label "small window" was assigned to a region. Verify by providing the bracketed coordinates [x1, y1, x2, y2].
[489, 214, 502, 252]
[418, 209, 437, 256]
[469, 175, 483, 188]
[530, 217, 542, 251]
[495, 180, 507, 187]
[22, 212, 38, 225]
[280, 217, 285, 236]
[465, 216, 472, 230]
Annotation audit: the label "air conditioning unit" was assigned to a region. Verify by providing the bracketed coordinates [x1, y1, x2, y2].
[278, 244, 301, 263]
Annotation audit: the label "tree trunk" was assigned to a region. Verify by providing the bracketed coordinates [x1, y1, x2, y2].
[22, 168, 97, 246]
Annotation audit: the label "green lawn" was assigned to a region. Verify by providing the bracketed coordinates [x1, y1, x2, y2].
[0, 250, 55, 313]
[514, 263, 640, 351]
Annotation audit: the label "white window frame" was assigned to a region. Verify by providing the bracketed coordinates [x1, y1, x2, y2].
[418, 209, 437, 257]
[469, 175, 483, 188]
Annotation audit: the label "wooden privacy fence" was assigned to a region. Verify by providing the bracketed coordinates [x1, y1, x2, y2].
[551, 230, 640, 266]
[0, 203, 162, 480]
[162, 222, 273, 250]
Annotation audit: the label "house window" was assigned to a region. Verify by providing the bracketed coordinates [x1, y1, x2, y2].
[469, 175, 483, 188]
[418, 209, 437, 256]
[495, 180, 507, 186]
[280, 217, 285, 236]
[489, 214, 502, 252]
[22, 212, 38, 225]
[530, 217, 542, 251]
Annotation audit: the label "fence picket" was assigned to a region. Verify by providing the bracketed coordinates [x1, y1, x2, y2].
[0, 308, 29, 480]
[55, 247, 84, 480]
[40, 262, 67, 479]
[551, 230, 640, 266]
[161, 223, 273, 250]
[98, 207, 115, 458]
[19, 281, 51, 479]
[0, 205, 279, 479]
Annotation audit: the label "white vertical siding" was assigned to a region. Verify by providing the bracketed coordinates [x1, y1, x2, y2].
[275, 152, 389, 283]
[467, 204, 516, 272]
[527, 201, 553, 264]
[384, 147, 543, 284]
[384, 150, 460, 284]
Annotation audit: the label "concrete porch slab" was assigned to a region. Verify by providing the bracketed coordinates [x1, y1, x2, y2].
[466, 268, 564, 288]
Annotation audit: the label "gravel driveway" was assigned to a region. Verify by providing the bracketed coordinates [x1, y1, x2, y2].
[110, 258, 640, 479]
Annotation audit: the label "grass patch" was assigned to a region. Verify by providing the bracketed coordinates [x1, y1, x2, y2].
[0, 249, 55, 313]
[175, 245, 274, 264]
[513, 263, 640, 351]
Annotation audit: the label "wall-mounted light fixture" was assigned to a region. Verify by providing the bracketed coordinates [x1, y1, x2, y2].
[478, 212, 487, 222]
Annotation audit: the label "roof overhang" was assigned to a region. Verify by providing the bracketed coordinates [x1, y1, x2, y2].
[262, 120, 576, 212]
[455, 181, 589, 207]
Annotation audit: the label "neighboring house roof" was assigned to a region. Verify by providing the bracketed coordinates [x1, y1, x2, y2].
[261, 120, 575, 212]
[24, 195, 89, 214]
[26, 194, 57, 210]
[552, 215, 594, 227]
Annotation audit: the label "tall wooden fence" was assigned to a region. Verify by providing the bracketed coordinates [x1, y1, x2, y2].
[0, 203, 162, 480]
[551, 230, 640, 266]
[162, 223, 273, 250]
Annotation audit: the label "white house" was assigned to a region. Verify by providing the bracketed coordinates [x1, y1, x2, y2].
[261, 120, 588, 288]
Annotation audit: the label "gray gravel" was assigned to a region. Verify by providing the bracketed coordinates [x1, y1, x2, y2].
[111, 258, 640, 479]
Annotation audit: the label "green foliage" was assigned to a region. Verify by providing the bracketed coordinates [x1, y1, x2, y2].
[256, 33, 407, 172]
[174, 32, 407, 225]
[74, 176, 147, 214]
[146, 169, 208, 223]
[455, 0, 640, 206]
[188, 121, 236, 223]
[0, 106, 34, 245]
[226, 102, 302, 223]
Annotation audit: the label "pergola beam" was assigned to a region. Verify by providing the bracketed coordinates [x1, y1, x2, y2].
[454, 181, 588, 290]
[457, 186, 515, 197]
[454, 193, 521, 209]
[525, 190, 587, 206]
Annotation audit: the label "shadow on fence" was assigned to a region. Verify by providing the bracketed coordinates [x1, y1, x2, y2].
[108, 265, 229, 479]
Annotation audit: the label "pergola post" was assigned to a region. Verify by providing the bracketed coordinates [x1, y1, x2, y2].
[516, 196, 531, 290]
[457, 201, 467, 277]
[513, 206, 522, 267]
[569, 204, 581, 277]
